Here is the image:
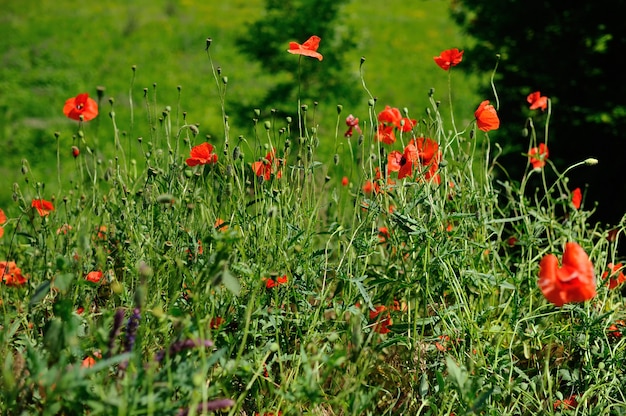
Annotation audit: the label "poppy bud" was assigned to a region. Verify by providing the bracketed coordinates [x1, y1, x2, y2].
[189, 125, 199, 136]
[301, 104, 308, 112]
[222, 76, 228, 85]
[334, 154, 339, 165]
[72, 146, 80, 158]
[254, 109, 261, 118]
[286, 116, 292, 124]
[264, 121, 271, 130]
[368, 99, 375, 107]
[232, 146, 240, 161]
[584, 158, 598, 166]
[429, 88, 435, 97]
[337, 104, 343, 114]
[205, 37, 212, 51]
[157, 194, 175, 204]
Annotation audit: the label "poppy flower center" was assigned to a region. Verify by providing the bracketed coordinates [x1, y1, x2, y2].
[76, 103, 84, 110]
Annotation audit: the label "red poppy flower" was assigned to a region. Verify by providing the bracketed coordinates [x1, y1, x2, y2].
[86, 271, 103, 284]
[63, 93, 99, 121]
[32, 199, 54, 217]
[474, 100, 500, 132]
[571, 187, 582, 209]
[341, 176, 349, 186]
[528, 143, 549, 169]
[210, 317, 225, 329]
[376, 124, 397, 145]
[344, 114, 362, 137]
[363, 167, 384, 194]
[369, 305, 392, 334]
[378, 105, 402, 126]
[603, 263, 626, 289]
[527, 91, 548, 111]
[0, 208, 6, 239]
[538, 242, 596, 307]
[81, 356, 97, 369]
[186, 142, 218, 166]
[252, 149, 283, 181]
[553, 395, 578, 410]
[214, 218, 228, 231]
[287, 35, 323, 61]
[433, 48, 464, 70]
[1, 261, 27, 286]
[378, 227, 390, 243]
[264, 275, 288, 289]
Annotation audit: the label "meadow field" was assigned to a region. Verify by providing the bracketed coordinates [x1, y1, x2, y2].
[2, 1, 625, 415]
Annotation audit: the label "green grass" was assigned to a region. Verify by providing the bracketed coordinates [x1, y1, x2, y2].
[3, 1, 623, 415]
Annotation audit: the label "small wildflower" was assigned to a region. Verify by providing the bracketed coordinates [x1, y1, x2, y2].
[264, 275, 288, 289]
[571, 187, 582, 209]
[603, 263, 626, 289]
[63, 93, 99, 121]
[529, 143, 549, 169]
[0, 261, 27, 286]
[433, 48, 464, 70]
[287, 35, 323, 61]
[214, 218, 228, 231]
[553, 394, 578, 410]
[344, 114, 362, 137]
[369, 305, 392, 334]
[0, 208, 6, 239]
[474, 100, 500, 132]
[538, 242, 596, 307]
[252, 149, 283, 181]
[86, 271, 103, 284]
[341, 176, 349, 186]
[32, 199, 54, 217]
[527, 91, 548, 111]
[186, 142, 218, 166]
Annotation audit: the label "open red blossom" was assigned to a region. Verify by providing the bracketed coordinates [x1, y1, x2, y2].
[527, 91, 548, 111]
[32, 199, 54, 217]
[63, 93, 99, 121]
[264, 275, 288, 289]
[287, 35, 323, 61]
[378, 105, 402, 126]
[538, 242, 596, 307]
[603, 263, 626, 289]
[528, 143, 549, 169]
[571, 187, 582, 209]
[344, 114, 362, 137]
[433, 48, 464, 70]
[86, 271, 103, 284]
[377, 105, 416, 134]
[554, 395, 578, 410]
[252, 149, 283, 181]
[362, 167, 391, 195]
[0, 208, 6, 239]
[474, 100, 500, 132]
[376, 124, 396, 145]
[369, 305, 392, 334]
[1, 261, 27, 286]
[186, 142, 218, 166]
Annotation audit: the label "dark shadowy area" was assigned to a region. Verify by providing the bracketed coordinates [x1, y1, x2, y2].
[452, 1, 626, 231]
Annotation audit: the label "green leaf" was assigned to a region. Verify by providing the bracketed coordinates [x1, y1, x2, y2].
[220, 268, 241, 296]
[29, 280, 51, 308]
[53, 273, 74, 294]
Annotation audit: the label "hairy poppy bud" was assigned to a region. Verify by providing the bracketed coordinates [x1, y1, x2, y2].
[584, 158, 599, 166]
[72, 146, 80, 158]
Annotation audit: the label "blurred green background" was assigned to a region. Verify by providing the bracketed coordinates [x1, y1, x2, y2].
[0, 0, 480, 207]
